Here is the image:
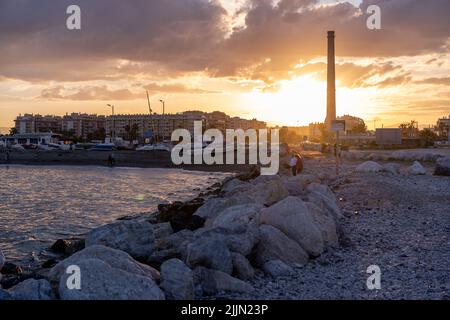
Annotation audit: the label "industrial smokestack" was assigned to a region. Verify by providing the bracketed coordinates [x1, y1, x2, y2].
[325, 30, 336, 129]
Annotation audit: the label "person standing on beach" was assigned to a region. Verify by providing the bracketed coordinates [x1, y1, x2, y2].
[5, 150, 10, 163]
[107, 153, 116, 167]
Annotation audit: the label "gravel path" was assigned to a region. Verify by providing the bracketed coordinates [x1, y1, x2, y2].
[227, 158, 450, 300]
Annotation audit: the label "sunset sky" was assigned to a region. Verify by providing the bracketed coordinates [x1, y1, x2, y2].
[0, 0, 449, 130]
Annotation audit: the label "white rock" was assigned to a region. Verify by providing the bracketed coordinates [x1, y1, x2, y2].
[8, 279, 54, 300]
[355, 161, 383, 173]
[48, 245, 160, 286]
[231, 253, 255, 281]
[383, 163, 401, 175]
[255, 225, 309, 267]
[407, 161, 426, 175]
[194, 267, 253, 295]
[263, 260, 294, 278]
[160, 259, 194, 300]
[85, 220, 155, 260]
[186, 237, 233, 274]
[260, 196, 324, 256]
[57, 258, 165, 300]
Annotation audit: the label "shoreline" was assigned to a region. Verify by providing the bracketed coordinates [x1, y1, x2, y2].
[0, 150, 254, 173]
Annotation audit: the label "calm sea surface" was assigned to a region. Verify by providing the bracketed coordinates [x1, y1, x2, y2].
[0, 165, 228, 266]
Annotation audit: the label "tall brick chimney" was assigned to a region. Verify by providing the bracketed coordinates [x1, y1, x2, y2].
[325, 30, 336, 129]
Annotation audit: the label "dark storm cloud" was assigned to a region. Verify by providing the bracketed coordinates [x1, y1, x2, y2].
[0, 0, 449, 83]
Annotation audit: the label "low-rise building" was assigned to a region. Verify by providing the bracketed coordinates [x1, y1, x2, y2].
[1, 133, 61, 145]
[436, 115, 450, 141]
[376, 128, 402, 146]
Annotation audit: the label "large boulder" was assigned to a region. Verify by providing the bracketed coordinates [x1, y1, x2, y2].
[306, 183, 336, 201]
[231, 253, 255, 281]
[287, 174, 320, 190]
[49, 245, 160, 285]
[246, 177, 289, 206]
[0, 288, 10, 300]
[305, 202, 339, 248]
[263, 260, 294, 278]
[356, 161, 383, 173]
[383, 163, 401, 175]
[194, 267, 253, 296]
[51, 239, 85, 256]
[222, 178, 250, 195]
[194, 194, 256, 222]
[186, 237, 233, 274]
[406, 161, 426, 175]
[8, 279, 54, 300]
[1, 262, 22, 275]
[307, 192, 342, 221]
[157, 198, 205, 232]
[254, 225, 308, 267]
[160, 259, 194, 300]
[434, 157, 450, 176]
[260, 196, 324, 256]
[195, 223, 260, 257]
[153, 222, 173, 240]
[58, 259, 164, 300]
[85, 220, 155, 260]
[156, 229, 194, 251]
[0, 250, 5, 271]
[147, 249, 180, 269]
[209, 204, 262, 229]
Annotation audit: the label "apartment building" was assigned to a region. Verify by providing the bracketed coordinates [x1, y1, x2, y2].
[62, 113, 106, 140]
[15, 114, 62, 134]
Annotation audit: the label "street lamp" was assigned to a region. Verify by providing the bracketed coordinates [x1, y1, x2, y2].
[159, 99, 165, 115]
[107, 104, 115, 116]
[107, 104, 115, 140]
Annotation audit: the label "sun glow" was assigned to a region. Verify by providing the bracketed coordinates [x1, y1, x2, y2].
[240, 75, 378, 126]
[241, 75, 327, 126]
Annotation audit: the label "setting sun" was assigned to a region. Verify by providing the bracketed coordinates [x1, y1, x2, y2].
[241, 76, 327, 126]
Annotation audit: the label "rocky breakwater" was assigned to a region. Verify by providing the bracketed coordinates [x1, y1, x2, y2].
[0, 170, 343, 300]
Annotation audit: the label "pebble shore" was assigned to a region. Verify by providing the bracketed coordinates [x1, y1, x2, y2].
[226, 158, 450, 300]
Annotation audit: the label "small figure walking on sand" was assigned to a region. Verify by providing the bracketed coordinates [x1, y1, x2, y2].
[5, 150, 10, 164]
[107, 153, 116, 167]
[289, 152, 304, 177]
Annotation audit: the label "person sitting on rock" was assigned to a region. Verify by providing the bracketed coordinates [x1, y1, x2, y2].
[290, 152, 304, 176]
